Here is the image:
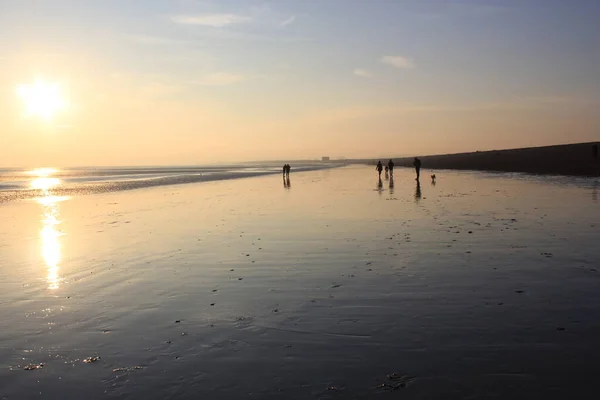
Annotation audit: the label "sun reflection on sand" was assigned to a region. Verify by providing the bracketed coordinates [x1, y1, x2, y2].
[30, 168, 68, 290]
[41, 202, 61, 290]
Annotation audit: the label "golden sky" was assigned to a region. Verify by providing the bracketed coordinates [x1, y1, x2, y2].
[1, 1, 599, 167]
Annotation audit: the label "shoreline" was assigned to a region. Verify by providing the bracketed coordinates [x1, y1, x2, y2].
[347, 142, 600, 177]
[0, 164, 338, 205]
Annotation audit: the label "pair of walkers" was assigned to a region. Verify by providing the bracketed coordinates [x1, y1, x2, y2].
[376, 160, 395, 178]
[376, 158, 422, 180]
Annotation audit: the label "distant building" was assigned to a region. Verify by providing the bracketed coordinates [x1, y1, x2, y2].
[321, 156, 330, 162]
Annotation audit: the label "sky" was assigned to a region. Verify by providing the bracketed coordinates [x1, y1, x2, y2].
[1, 0, 599, 167]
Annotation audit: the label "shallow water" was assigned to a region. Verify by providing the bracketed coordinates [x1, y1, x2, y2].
[0, 163, 332, 203]
[1, 166, 599, 399]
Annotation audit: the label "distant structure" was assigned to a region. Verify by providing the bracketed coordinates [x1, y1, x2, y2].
[321, 156, 330, 162]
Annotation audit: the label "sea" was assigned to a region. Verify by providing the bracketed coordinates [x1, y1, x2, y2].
[0, 163, 335, 203]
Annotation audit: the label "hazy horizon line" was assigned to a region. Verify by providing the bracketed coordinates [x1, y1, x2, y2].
[1, 140, 597, 170]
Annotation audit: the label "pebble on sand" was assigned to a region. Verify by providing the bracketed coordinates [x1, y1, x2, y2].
[23, 363, 44, 371]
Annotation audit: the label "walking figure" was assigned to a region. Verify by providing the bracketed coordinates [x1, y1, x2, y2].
[594, 144, 599, 176]
[413, 157, 421, 181]
[387, 159, 394, 177]
[376, 161, 383, 178]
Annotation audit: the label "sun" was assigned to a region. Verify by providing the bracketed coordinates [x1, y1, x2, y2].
[16, 80, 68, 121]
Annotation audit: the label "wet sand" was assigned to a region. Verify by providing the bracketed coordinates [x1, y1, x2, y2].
[1, 166, 600, 399]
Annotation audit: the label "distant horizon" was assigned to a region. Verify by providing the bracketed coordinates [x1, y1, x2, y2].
[1, 139, 597, 170]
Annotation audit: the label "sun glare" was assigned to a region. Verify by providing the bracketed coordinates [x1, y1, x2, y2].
[31, 177, 61, 191]
[27, 167, 58, 177]
[40, 196, 64, 290]
[28, 168, 61, 191]
[16, 80, 68, 121]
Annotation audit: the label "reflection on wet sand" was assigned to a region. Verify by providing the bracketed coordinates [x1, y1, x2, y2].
[30, 170, 66, 290]
[415, 181, 422, 202]
[389, 176, 394, 195]
[283, 175, 291, 189]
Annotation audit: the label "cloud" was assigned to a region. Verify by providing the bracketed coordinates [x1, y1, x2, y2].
[171, 13, 251, 27]
[279, 15, 296, 27]
[381, 55, 416, 69]
[353, 69, 373, 78]
[192, 72, 245, 86]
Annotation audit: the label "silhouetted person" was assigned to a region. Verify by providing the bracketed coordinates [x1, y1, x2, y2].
[384, 166, 389, 180]
[413, 157, 421, 181]
[594, 144, 599, 176]
[376, 161, 383, 178]
[388, 159, 394, 177]
[283, 164, 287, 176]
[415, 181, 422, 201]
[431, 174, 436, 186]
[286, 164, 291, 176]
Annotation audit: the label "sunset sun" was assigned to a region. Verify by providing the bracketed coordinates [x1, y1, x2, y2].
[16, 80, 68, 121]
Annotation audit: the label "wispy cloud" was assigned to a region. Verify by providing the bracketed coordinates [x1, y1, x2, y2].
[171, 13, 251, 27]
[353, 69, 373, 78]
[381, 55, 416, 69]
[192, 72, 245, 86]
[279, 15, 296, 27]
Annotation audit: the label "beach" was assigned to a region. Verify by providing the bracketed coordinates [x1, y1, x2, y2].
[1, 165, 600, 399]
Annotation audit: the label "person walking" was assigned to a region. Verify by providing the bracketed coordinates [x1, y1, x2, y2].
[376, 161, 383, 178]
[594, 144, 599, 176]
[413, 157, 421, 181]
[387, 159, 394, 177]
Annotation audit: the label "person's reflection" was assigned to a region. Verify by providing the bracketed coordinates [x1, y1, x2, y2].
[377, 177, 383, 194]
[415, 181, 422, 202]
[283, 175, 291, 189]
[384, 170, 389, 180]
[389, 176, 394, 195]
[593, 180, 598, 203]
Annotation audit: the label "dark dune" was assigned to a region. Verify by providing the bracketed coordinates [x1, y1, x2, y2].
[358, 142, 600, 176]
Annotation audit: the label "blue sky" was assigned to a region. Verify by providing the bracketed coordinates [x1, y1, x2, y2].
[0, 0, 599, 165]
